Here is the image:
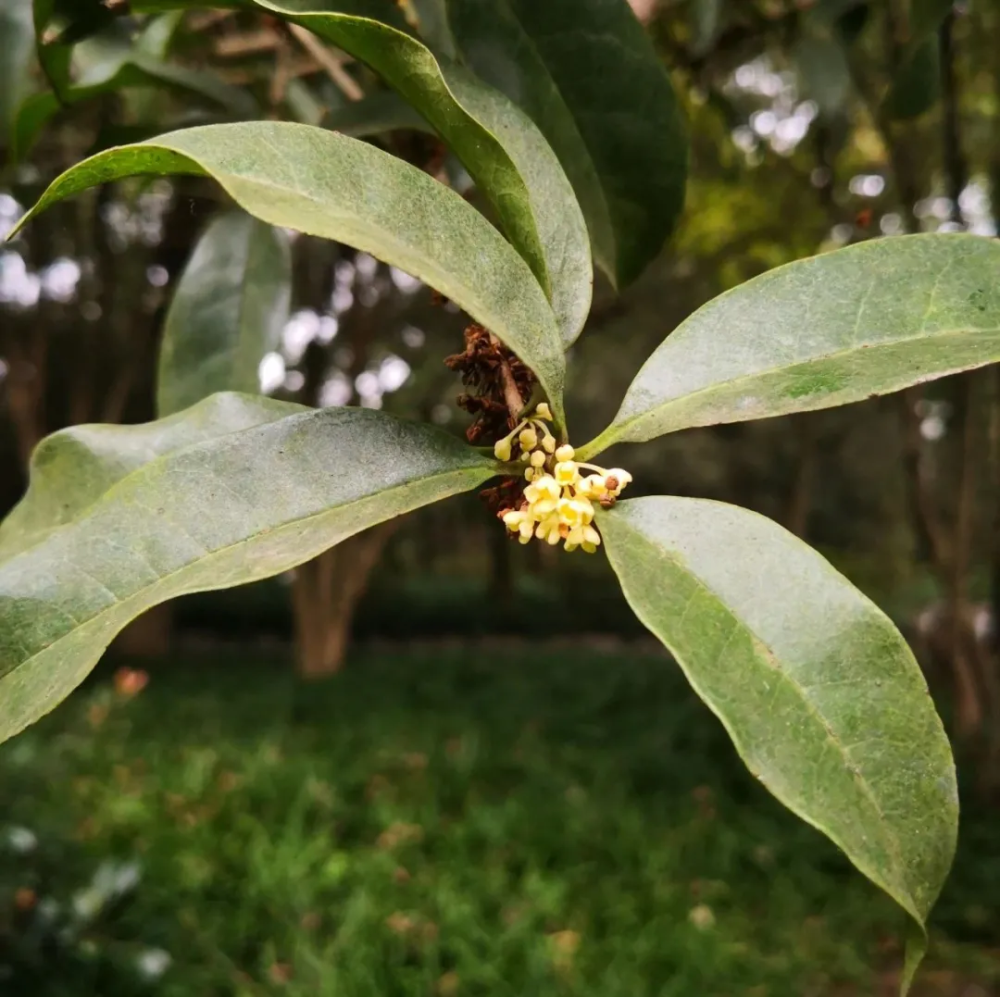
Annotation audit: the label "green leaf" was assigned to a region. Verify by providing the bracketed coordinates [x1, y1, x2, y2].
[601, 496, 957, 986]
[12, 20, 257, 159]
[32, 0, 117, 96]
[793, 30, 851, 116]
[249, 0, 591, 345]
[406, 0, 456, 55]
[8, 121, 567, 422]
[581, 234, 1000, 457]
[0, 394, 498, 743]
[157, 211, 292, 417]
[689, 0, 722, 57]
[0, 0, 34, 143]
[883, 0, 952, 120]
[884, 38, 940, 121]
[447, 0, 688, 288]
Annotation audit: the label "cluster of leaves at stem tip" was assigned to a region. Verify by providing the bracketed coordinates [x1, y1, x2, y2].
[5, 0, 1000, 990]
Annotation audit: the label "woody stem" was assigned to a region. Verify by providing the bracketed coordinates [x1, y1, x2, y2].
[487, 333, 525, 425]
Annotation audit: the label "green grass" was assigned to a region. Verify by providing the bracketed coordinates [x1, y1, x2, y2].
[0, 648, 996, 997]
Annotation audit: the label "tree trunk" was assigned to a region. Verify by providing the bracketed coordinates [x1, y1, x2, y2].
[292, 522, 396, 678]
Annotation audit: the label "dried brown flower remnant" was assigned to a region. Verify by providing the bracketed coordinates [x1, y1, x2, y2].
[444, 323, 535, 445]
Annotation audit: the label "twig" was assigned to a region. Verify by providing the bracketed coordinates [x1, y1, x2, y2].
[287, 23, 363, 102]
[490, 333, 525, 423]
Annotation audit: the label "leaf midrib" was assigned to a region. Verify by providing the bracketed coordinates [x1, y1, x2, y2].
[606, 513, 919, 922]
[606, 323, 1000, 450]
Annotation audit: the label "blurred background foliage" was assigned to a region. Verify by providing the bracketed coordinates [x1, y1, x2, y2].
[1, 0, 1000, 993]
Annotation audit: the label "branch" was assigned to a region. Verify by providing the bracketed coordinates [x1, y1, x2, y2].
[490, 333, 526, 424]
[287, 23, 363, 102]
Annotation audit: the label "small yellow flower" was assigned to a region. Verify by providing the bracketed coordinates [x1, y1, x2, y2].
[542, 436, 556, 454]
[530, 450, 546, 468]
[576, 474, 604, 499]
[502, 509, 526, 530]
[519, 427, 538, 451]
[554, 461, 579, 488]
[494, 438, 512, 461]
[525, 476, 560, 505]
[534, 402, 553, 421]
[555, 444, 575, 462]
[536, 522, 562, 546]
[558, 497, 594, 526]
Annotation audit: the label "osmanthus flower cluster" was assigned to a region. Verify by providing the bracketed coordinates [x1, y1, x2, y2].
[493, 403, 631, 553]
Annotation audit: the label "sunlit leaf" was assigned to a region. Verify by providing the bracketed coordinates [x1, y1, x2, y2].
[0, 394, 498, 743]
[447, 0, 688, 288]
[157, 211, 292, 416]
[581, 234, 1000, 457]
[8, 121, 567, 421]
[601, 495, 957, 991]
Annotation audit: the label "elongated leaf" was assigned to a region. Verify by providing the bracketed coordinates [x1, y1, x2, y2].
[884, 38, 940, 121]
[581, 234, 1000, 457]
[447, 0, 688, 288]
[157, 211, 292, 416]
[0, 0, 34, 144]
[250, 0, 591, 345]
[601, 496, 957, 990]
[32, 0, 116, 96]
[883, 0, 953, 120]
[407, 0, 456, 55]
[13, 21, 256, 159]
[8, 121, 567, 422]
[0, 394, 498, 742]
[794, 31, 851, 116]
[690, 0, 722, 56]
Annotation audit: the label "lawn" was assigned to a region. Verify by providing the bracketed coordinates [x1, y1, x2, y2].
[0, 646, 997, 996]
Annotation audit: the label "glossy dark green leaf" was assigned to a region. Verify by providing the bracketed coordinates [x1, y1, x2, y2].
[157, 211, 292, 416]
[601, 496, 957, 990]
[250, 0, 591, 345]
[12, 20, 256, 159]
[0, 0, 34, 143]
[581, 235, 1000, 457]
[447, 0, 688, 288]
[8, 121, 567, 421]
[0, 394, 498, 743]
